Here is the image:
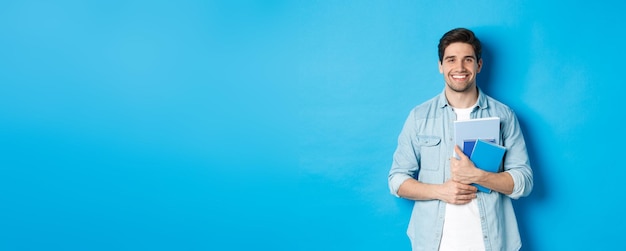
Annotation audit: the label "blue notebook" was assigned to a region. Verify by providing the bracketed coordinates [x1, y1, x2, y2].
[469, 139, 506, 193]
[454, 117, 500, 158]
[463, 139, 495, 157]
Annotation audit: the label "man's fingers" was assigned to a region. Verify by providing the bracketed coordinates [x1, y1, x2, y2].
[453, 181, 478, 192]
[455, 191, 477, 203]
[454, 145, 467, 159]
[456, 189, 475, 195]
[462, 184, 478, 192]
[450, 194, 477, 205]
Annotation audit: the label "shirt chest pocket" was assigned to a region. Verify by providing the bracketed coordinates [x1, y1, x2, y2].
[416, 135, 442, 171]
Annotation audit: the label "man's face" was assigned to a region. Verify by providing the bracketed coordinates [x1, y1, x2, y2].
[438, 42, 482, 93]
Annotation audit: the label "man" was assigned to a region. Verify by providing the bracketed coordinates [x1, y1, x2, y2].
[388, 28, 533, 251]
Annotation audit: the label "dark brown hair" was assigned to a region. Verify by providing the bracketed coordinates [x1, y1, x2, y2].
[438, 28, 482, 62]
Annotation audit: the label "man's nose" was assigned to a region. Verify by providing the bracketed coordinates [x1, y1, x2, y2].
[455, 60, 464, 69]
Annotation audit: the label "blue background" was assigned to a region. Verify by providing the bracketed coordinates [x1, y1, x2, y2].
[1, 1, 623, 250]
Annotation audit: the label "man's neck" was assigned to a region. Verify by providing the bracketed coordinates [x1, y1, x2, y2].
[445, 86, 479, 108]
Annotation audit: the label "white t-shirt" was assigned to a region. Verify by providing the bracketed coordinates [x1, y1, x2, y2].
[439, 105, 485, 251]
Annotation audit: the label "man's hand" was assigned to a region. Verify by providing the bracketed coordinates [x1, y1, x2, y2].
[437, 179, 477, 205]
[450, 145, 486, 185]
[397, 145, 508, 202]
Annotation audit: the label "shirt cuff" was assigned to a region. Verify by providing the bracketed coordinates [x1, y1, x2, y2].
[507, 170, 528, 199]
[389, 174, 413, 197]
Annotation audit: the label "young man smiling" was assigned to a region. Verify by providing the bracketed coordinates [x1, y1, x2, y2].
[388, 28, 533, 251]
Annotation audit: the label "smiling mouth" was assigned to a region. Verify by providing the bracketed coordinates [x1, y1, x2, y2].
[451, 74, 468, 80]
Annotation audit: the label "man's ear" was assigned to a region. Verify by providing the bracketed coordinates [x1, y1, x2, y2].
[438, 61, 443, 74]
[477, 58, 483, 73]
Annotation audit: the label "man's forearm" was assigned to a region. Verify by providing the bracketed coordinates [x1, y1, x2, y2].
[476, 171, 514, 195]
[397, 179, 439, 201]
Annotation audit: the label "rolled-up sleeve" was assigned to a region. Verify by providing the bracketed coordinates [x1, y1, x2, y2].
[507, 168, 533, 199]
[388, 111, 419, 197]
[389, 173, 413, 197]
[502, 111, 534, 199]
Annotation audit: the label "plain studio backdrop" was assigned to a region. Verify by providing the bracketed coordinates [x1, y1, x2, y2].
[1, 1, 623, 250]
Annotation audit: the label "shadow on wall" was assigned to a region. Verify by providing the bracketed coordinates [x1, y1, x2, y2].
[477, 38, 496, 95]
[513, 112, 548, 251]
[477, 27, 548, 251]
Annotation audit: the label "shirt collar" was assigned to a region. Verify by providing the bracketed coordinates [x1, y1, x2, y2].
[437, 87, 488, 109]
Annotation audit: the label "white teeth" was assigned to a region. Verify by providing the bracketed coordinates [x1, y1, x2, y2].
[452, 75, 466, 79]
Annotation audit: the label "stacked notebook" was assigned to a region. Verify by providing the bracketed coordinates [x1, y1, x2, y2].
[454, 117, 506, 193]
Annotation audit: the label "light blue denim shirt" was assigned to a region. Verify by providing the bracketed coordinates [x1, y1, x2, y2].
[388, 88, 533, 251]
